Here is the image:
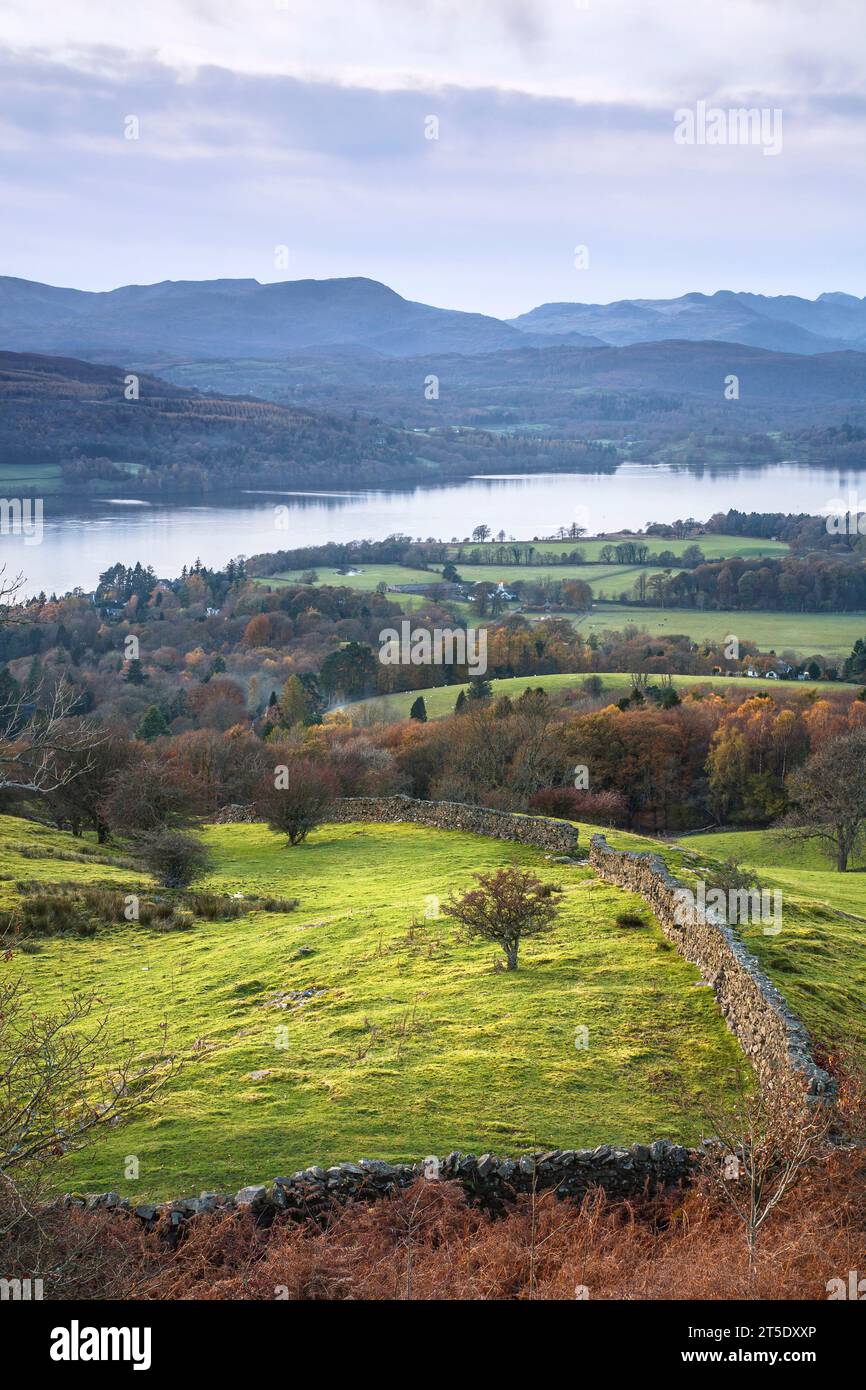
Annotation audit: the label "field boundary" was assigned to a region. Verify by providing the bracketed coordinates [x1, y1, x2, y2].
[65, 1141, 697, 1221]
[329, 794, 579, 854]
[589, 834, 835, 1115]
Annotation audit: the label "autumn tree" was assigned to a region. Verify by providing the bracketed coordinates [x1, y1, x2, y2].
[783, 727, 866, 870]
[101, 753, 194, 833]
[279, 675, 311, 727]
[447, 867, 561, 970]
[257, 759, 338, 845]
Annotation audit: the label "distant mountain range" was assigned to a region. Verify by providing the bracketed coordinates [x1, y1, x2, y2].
[4, 275, 866, 362]
[0, 275, 601, 361]
[509, 291, 866, 355]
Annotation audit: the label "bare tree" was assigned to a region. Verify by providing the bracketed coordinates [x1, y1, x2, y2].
[257, 759, 338, 845]
[1, 566, 102, 795]
[783, 727, 866, 871]
[447, 866, 562, 971]
[0, 565, 25, 620]
[0, 677, 102, 795]
[0, 976, 178, 1178]
[702, 1080, 833, 1275]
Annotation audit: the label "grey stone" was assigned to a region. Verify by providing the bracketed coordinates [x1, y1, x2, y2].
[235, 1184, 268, 1206]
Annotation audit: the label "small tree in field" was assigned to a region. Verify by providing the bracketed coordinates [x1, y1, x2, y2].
[447, 867, 561, 970]
[258, 759, 337, 845]
[138, 828, 214, 888]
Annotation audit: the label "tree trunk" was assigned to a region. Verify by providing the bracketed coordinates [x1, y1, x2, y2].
[506, 945, 519, 971]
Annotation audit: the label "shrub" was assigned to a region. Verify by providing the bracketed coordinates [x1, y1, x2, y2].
[528, 786, 628, 826]
[615, 911, 647, 929]
[137, 829, 215, 889]
[0, 881, 298, 944]
[706, 856, 763, 898]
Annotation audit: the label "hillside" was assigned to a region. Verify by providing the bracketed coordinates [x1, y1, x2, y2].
[349, 670, 858, 722]
[678, 828, 866, 1053]
[0, 349, 612, 492]
[157, 338, 866, 437]
[4, 815, 745, 1198]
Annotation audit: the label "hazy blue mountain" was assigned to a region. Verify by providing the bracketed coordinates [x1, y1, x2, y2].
[0, 275, 603, 361]
[3, 275, 863, 364]
[509, 290, 866, 354]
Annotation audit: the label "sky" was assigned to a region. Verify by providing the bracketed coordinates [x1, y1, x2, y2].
[0, 0, 864, 317]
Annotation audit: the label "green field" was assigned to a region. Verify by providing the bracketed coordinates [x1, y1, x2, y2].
[573, 604, 866, 660]
[676, 829, 866, 1055]
[0, 462, 65, 494]
[5, 814, 748, 1198]
[255, 563, 437, 592]
[435, 562, 680, 597]
[251, 548, 863, 662]
[350, 670, 852, 722]
[447, 535, 789, 562]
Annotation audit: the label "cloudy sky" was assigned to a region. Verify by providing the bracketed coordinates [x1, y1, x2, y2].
[1, 0, 864, 315]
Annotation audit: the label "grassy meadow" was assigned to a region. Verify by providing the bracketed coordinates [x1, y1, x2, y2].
[5, 814, 748, 1199]
[252, 542, 865, 664]
[676, 829, 866, 1059]
[350, 670, 851, 722]
[573, 604, 866, 659]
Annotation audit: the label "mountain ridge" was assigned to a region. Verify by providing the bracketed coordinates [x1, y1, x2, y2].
[5, 275, 865, 361]
[0, 274, 602, 361]
[509, 289, 866, 354]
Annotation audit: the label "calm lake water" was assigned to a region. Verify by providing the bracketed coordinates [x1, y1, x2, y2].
[7, 461, 866, 597]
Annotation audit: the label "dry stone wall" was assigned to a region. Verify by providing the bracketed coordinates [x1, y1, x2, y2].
[66, 1140, 696, 1227]
[588, 834, 834, 1115]
[330, 794, 579, 855]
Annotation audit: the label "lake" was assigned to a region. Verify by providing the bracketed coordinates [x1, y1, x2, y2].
[5, 461, 866, 597]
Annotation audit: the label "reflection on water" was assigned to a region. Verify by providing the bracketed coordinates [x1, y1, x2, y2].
[6, 462, 866, 597]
